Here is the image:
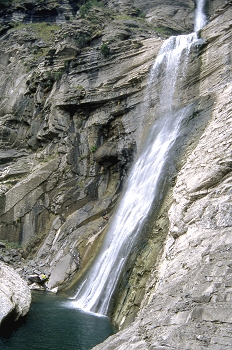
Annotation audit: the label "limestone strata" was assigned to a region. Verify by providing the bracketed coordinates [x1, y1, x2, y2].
[0, 262, 31, 327]
[0, 0, 232, 346]
[94, 3, 232, 349]
[0, 0, 162, 291]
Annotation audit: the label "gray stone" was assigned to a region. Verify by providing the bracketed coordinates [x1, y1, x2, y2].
[0, 0, 231, 348]
[0, 262, 31, 326]
[93, 2, 232, 349]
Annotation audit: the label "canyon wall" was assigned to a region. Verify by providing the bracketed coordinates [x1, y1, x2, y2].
[0, 0, 162, 289]
[94, 2, 232, 349]
[0, 0, 232, 347]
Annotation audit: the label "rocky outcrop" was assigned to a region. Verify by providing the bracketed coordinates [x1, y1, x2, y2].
[93, 2, 232, 349]
[0, 262, 31, 328]
[0, 0, 232, 348]
[0, 0, 79, 29]
[0, 0, 164, 292]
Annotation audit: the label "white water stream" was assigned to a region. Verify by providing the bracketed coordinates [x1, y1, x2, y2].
[195, 0, 207, 32]
[72, 1, 207, 316]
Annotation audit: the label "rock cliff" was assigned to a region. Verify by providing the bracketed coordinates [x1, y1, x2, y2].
[0, 0, 232, 348]
[94, 1, 232, 349]
[0, 0, 161, 287]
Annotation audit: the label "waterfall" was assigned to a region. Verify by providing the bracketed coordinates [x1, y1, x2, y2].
[194, 0, 207, 32]
[72, 1, 206, 316]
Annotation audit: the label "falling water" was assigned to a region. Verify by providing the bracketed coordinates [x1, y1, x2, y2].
[72, 1, 207, 316]
[194, 0, 207, 32]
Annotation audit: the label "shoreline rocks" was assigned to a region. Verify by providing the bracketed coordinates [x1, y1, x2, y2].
[0, 246, 51, 292]
[0, 262, 31, 329]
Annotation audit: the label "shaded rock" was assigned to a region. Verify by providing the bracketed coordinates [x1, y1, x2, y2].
[27, 274, 49, 284]
[27, 274, 42, 283]
[95, 141, 120, 167]
[55, 44, 81, 59]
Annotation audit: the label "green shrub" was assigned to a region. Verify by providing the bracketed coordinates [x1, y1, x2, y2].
[11, 22, 60, 43]
[76, 34, 91, 48]
[43, 70, 63, 91]
[134, 7, 146, 18]
[79, 0, 103, 18]
[154, 26, 179, 37]
[100, 43, 110, 58]
[0, 239, 21, 249]
[54, 71, 63, 81]
[90, 145, 97, 152]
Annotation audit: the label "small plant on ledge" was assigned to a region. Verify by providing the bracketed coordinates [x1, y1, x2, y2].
[100, 43, 110, 58]
[90, 145, 97, 152]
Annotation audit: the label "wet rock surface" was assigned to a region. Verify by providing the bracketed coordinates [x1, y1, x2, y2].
[94, 2, 232, 349]
[0, 0, 167, 294]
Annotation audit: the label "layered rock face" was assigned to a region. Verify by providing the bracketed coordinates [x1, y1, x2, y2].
[0, 262, 31, 327]
[94, 2, 232, 349]
[0, 0, 206, 291]
[0, 0, 232, 347]
[0, 0, 79, 28]
[0, 0, 162, 289]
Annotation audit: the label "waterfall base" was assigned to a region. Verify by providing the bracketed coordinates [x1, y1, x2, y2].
[0, 292, 114, 350]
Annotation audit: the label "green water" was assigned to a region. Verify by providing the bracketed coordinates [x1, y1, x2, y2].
[0, 292, 114, 350]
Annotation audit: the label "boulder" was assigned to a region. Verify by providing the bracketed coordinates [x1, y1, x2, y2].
[0, 262, 31, 328]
